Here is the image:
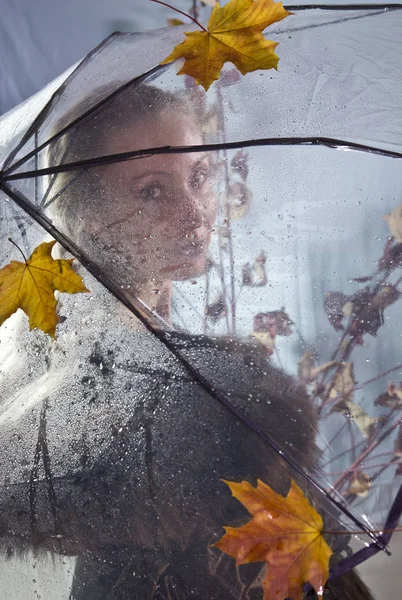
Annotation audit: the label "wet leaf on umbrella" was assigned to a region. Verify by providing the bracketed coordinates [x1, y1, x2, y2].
[161, 0, 291, 91]
[345, 472, 372, 497]
[384, 204, 402, 243]
[205, 294, 227, 321]
[0, 240, 88, 338]
[214, 479, 332, 600]
[231, 150, 249, 180]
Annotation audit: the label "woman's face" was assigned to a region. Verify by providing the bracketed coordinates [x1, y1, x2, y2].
[89, 111, 217, 287]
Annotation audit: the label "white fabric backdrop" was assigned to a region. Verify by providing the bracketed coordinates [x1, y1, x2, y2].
[1, 0, 400, 114]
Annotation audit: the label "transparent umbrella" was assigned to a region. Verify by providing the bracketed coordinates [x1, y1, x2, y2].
[0, 5, 402, 599]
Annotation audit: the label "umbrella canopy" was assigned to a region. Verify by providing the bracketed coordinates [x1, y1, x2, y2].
[1, 5, 402, 599]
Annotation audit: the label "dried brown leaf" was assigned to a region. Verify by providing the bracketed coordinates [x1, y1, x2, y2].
[331, 363, 356, 400]
[205, 294, 227, 322]
[227, 182, 252, 220]
[323, 291, 349, 331]
[345, 472, 372, 497]
[250, 331, 275, 356]
[242, 263, 253, 286]
[378, 239, 402, 272]
[253, 251, 267, 286]
[231, 150, 249, 180]
[375, 382, 402, 409]
[334, 399, 377, 438]
[297, 351, 338, 384]
[384, 204, 402, 242]
[253, 309, 292, 337]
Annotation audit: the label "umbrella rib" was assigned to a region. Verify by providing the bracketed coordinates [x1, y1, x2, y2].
[285, 3, 402, 9]
[2, 136, 402, 184]
[2, 63, 167, 177]
[2, 33, 119, 173]
[329, 483, 402, 579]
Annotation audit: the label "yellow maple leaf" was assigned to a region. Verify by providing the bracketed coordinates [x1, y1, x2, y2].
[161, 0, 291, 90]
[214, 479, 333, 600]
[0, 240, 89, 338]
[167, 18, 185, 26]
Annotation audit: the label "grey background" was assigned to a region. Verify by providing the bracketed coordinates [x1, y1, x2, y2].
[1, 0, 401, 115]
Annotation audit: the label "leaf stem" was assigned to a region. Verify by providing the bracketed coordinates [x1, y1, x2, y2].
[354, 363, 402, 391]
[8, 237, 27, 262]
[324, 460, 396, 476]
[150, 0, 208, 32]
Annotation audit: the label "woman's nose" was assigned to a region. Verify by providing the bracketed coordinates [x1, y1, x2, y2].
[178, 191, 209, 230]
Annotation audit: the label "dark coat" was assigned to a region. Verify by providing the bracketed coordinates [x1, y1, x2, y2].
[0, 293, 373, 599]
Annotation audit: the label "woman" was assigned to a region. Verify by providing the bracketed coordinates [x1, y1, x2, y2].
[0, 81, 374, 599]
[48, 83, 217, 323]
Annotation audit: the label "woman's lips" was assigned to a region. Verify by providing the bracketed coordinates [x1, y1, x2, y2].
[180, 242, 206, 257]
[157, 234, 209, 275]
[178, 234, 209, 257]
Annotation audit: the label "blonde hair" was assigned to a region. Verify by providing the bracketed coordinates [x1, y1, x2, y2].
[45, 83, 193, 235]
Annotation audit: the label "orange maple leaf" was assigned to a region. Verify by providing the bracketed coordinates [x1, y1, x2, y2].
[214, 479, 333, 600]
[161, 0, 291, 91]
[0, 240, 89, 338]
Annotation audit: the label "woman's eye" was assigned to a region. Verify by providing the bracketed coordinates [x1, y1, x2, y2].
[191, 168, 208, 189]
[140, 184, 162, 200]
